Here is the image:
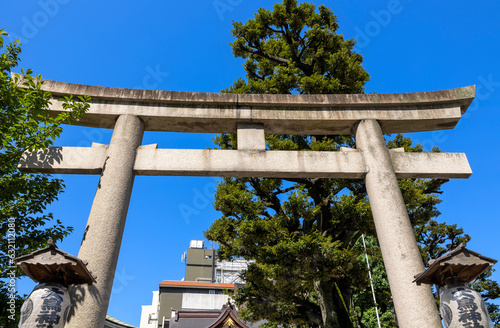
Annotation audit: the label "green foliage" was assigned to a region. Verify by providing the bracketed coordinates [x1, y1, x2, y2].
[206, 2, 500, 327]
[225, 0, 369, 95]
[205, 2, 449, 327]
[351, 236, 396, 328]
[471, 269, 500, 327]
[209, 132, 452, 328]
[0, 280, 25, 328]
[0, 29, 90, 322]
[353, 217, 500, 327]
[416, 219, 470, 264]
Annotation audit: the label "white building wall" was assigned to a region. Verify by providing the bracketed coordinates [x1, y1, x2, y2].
[181, 293, 231, 310]
[215, 259, 250, 284]
[139, 291, 159, 328]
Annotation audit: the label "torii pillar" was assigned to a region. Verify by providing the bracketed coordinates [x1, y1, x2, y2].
[18, 79, 475, 328]
[356, 119, 441, 326]
[68, 115, 144, 327]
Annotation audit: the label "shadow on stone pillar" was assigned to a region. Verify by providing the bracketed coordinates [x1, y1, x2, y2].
[15, 239, 96, 327]
[65, 114, 144, 328]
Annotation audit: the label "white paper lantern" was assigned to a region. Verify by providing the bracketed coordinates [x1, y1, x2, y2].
[440, 283, 493, 328]
[18, 283, 71, 328]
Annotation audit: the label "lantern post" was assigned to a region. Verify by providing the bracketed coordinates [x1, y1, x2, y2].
[414, 243, 497, 328]
[14, 239, 96, 328]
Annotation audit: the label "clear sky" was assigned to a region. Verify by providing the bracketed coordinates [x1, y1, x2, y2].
[1, 0, 500, 326]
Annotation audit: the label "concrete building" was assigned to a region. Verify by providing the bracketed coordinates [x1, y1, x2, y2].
[156, 281, 236, 327]
[139, 291, 159, 328]
[183, 240, 216, 282]
[182, 239, 249, 284]
[140, 241, 249, 328]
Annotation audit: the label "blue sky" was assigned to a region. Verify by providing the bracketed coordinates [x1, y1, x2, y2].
[2, 0, 500, 326]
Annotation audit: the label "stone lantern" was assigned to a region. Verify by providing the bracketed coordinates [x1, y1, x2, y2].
[414, 243, 497, 328]
[15, 239, 96, 328]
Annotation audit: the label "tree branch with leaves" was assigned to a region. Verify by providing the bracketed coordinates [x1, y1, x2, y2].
[203, 2, 499, 327]
[0, 29, 90, 327]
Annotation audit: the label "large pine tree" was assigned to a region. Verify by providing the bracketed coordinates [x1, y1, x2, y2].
[204, 2, 500, 327]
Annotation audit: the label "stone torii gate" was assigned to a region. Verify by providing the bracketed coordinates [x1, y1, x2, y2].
[19, 79, 475, 328]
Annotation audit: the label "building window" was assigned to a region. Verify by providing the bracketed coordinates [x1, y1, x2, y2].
[185, 289, 190, 293]
[209, 290, 215, 294]
[205, 255, 212, 260]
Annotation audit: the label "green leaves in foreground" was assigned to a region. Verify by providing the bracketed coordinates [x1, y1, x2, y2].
[0, 29, 90, 282]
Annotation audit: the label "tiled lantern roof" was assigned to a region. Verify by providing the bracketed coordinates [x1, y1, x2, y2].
[414, 243, 497, 286]
[15, 239, 96, 287]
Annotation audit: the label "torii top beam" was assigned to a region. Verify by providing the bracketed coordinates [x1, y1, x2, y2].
[19, 79, 476, 328]
[38, 78, 475, 135]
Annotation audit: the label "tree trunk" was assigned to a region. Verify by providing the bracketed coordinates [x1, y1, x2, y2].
[313, 279, 354, 328]
[351, 300, 363, 328]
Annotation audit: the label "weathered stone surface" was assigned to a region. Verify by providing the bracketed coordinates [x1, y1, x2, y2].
[134, 148, 366, 178]
[28, 77, 475, 134]
[19, 143, 108, 174]
[355, 119, 442, 328]
[65, 115, 144, 328]
[14, 77, 476, 328]
[237, 123, 265, 150]
[19, 146, 472, 179]
[389, 151, 472, 178]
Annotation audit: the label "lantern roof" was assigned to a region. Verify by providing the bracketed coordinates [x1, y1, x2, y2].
[15, 240, 96, 287]
[414, 243, 497, 286]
